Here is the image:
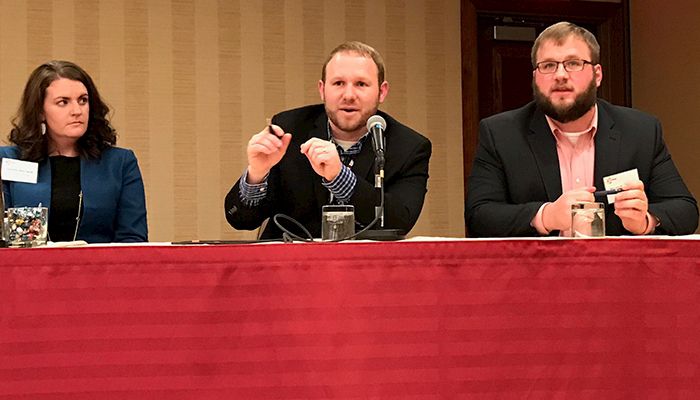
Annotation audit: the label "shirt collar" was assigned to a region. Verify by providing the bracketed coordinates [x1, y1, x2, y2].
[545, 104, 598, 146]
[326, 120, 369, 155]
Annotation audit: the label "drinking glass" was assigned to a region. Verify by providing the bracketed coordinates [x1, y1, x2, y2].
[571, 202, 605, 238]
[321, 205, 355, 241]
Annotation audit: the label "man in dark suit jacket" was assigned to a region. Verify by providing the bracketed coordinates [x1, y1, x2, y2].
[225, 42, 431, 239]
[466, 22, 698, 237]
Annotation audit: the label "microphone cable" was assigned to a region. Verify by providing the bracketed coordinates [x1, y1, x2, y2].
[271, 193, 385, 243]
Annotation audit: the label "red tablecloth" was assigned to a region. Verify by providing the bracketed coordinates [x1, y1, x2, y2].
[1, 239, 699, 399]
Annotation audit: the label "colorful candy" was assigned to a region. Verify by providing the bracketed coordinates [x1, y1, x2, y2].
[7, 207, 48, 247]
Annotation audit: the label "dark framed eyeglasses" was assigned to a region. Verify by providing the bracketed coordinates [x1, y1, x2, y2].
[535, 59, 594, 74]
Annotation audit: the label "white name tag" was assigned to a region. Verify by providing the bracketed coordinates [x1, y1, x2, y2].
[1, 158, 39, 184]
[603, 168, 639, 204]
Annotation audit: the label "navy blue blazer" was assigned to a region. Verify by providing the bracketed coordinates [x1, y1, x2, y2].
[466, 100, 698, 237]
[1, 146, 148, 243]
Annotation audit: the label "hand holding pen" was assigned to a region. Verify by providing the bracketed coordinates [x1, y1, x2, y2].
[593, 187, 625, 197]
[246, 123, 292, 184]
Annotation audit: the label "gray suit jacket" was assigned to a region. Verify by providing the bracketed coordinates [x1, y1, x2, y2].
[466, 100, 698, 236]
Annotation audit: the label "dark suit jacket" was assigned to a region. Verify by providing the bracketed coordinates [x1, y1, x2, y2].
[225, 104, 431, 239]
[466, 100, 698, 237]
[1, 146, 148, 243]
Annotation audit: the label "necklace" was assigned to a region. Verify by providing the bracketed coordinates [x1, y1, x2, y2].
[47, 190, 83, 242]
[72, 190, 83, 241]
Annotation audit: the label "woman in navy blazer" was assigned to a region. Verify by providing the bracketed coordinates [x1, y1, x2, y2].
[0, 61, 147, 243]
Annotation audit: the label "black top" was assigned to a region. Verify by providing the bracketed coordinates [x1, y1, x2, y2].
[49, 156, 82, 242]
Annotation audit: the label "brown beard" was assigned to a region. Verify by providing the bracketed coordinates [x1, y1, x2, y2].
[323, 89, 382, 139]
[533, 78, 597, 123]
[325, 106, 375, 136]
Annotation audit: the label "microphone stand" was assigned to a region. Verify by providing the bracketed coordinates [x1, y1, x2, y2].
[356, 150, 405, 241]
[375, 151, 385, 226]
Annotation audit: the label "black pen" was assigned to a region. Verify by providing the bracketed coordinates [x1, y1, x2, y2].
[594, 188, 625, 197]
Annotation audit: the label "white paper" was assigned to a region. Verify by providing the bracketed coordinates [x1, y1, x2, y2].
[1, 158, 38, 184]
[603, 168, 639, 203]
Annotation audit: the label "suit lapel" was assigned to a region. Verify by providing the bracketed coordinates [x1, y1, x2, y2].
[35, 160, 52, 207]
[351, 137, 375, 181]
[527, 109, 562, 201]
[593, 102, 621, 190]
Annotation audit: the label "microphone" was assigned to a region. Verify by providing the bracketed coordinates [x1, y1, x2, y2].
[366, 115, 386, 225]
[366, 115, 386, 160]
[356, 114, 403, 240]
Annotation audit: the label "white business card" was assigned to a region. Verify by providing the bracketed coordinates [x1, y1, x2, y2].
[1, 157, 38, 184]
[603, 168, 639, 204]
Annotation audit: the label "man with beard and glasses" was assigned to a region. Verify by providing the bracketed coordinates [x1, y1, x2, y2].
[225, 41, 431, 239]
[466, 21, 697, 237]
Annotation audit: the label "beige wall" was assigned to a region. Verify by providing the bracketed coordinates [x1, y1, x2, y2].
[631, 0, 700, 231]
[0, 0, 464, 241]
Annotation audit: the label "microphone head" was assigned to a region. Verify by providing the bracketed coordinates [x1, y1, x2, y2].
[366, 115, 386, 131]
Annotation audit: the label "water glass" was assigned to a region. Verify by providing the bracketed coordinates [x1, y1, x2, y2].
[571, 202, 605, 238]
[321, 205, 355, 241]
